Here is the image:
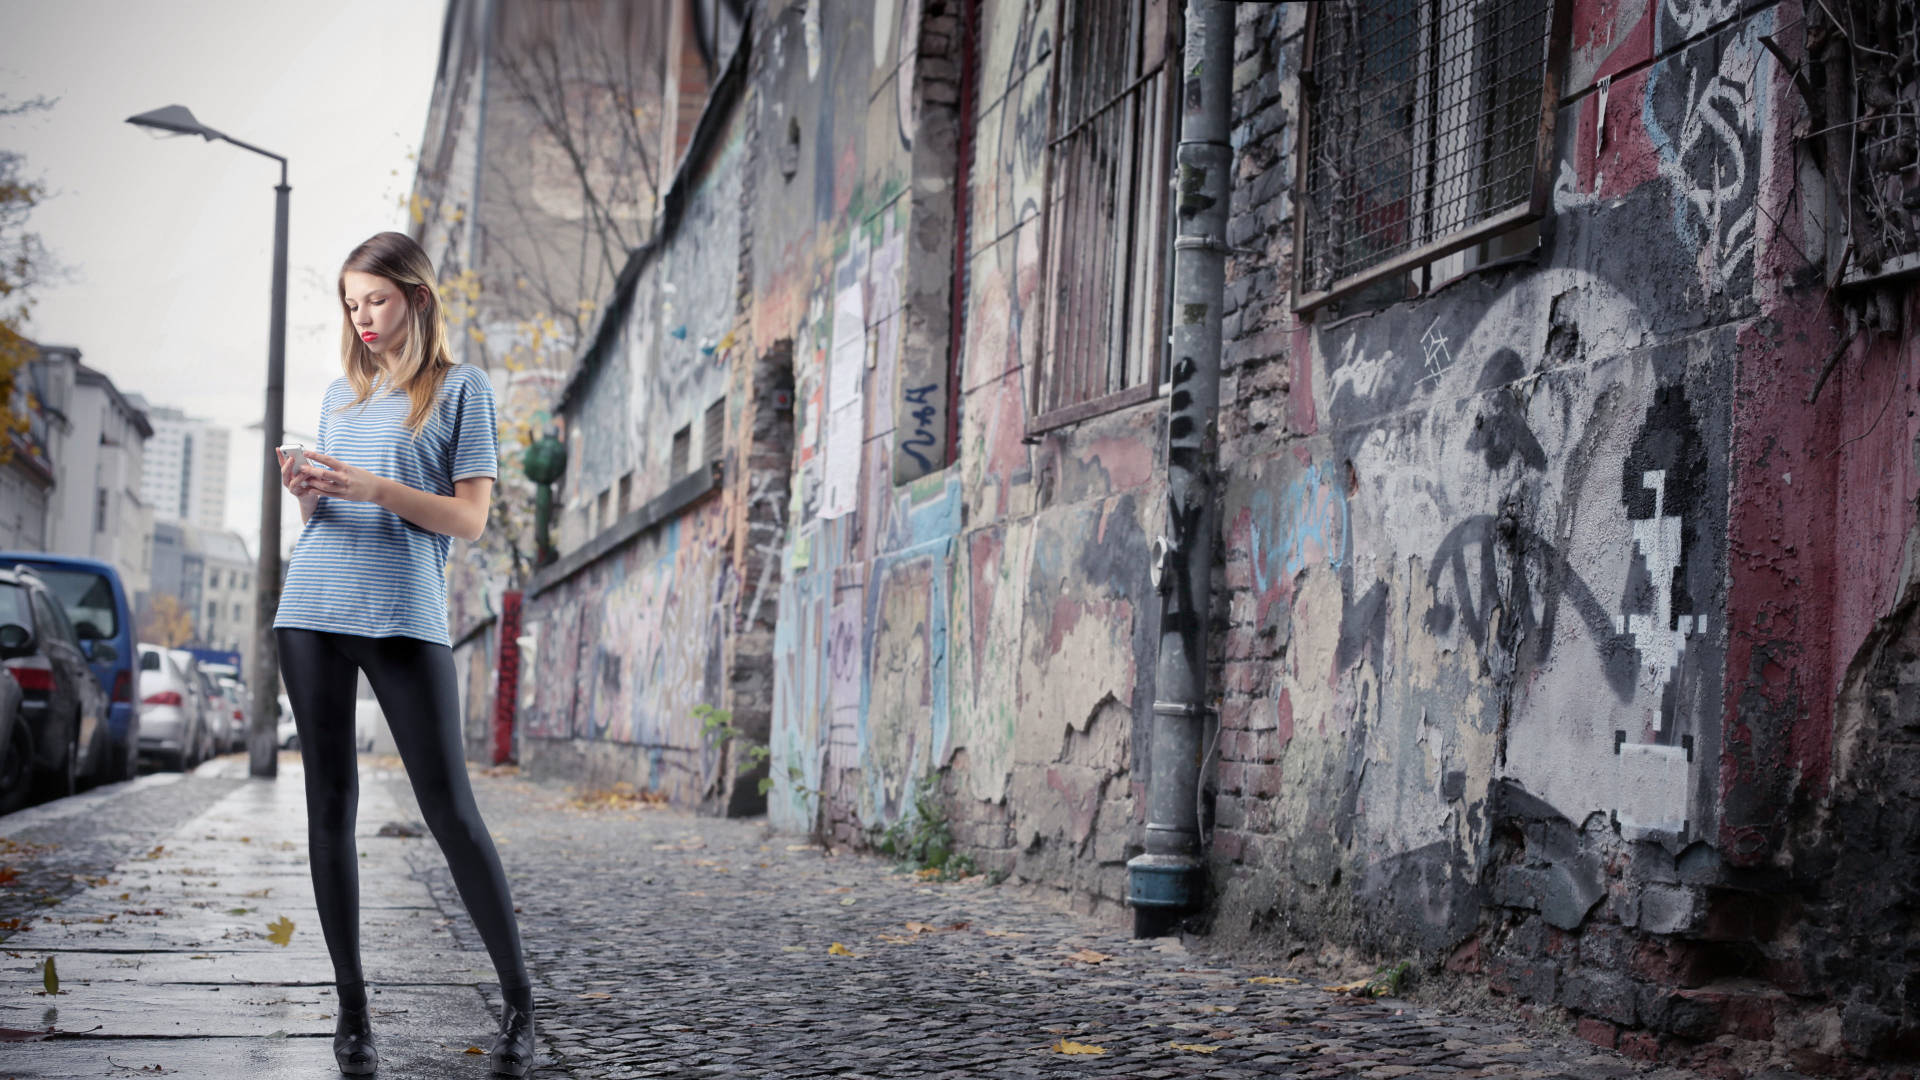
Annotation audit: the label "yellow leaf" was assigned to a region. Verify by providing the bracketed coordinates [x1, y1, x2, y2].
[827, 942, 858, 957]
[265, 915, 296, 946]
[1051, 1039, 1105, 1055]
[465, 1046, 484, 1054]
[1248, 975, 1300, 984]
[904, 921, 938, 934]
[1322, 977, 1370, 993]
[1066, 949, 1110, 964]
[42, 955, 57, 995]
[1169, 1043, 1219, 1053]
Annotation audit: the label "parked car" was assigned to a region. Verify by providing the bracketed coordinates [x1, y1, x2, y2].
[0, 553, 138, 782]
[0, 668, 24, 815]
[193, 667, 235, 756]
[0, 566, 111, 808]
[215, 676, 250, 754]
[137, 644, 207, 771]
[276, 691, 298, 750]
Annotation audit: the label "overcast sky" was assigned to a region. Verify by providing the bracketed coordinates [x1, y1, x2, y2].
[1, 0, 446, 558]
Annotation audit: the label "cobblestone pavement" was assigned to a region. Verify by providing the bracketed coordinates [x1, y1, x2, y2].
[390, 767, 1714, 1080]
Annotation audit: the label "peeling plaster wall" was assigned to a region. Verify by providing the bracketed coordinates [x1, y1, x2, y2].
[753, 0, 1157, 921]
[518, 100, 749, 811]
[1214, 0, 1920, 1068]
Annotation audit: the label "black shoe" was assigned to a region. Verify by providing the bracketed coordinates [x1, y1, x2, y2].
[333, 1000, 378, 1076]
[488, 999, 536, 1077]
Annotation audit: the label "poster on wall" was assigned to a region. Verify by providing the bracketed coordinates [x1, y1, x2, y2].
[820, 281, 865, 520]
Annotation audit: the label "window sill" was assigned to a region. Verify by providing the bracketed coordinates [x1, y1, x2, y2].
[1026, 382, 1158, 437]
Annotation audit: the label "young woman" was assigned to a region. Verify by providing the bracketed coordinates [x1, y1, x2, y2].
[273, 231, 535, 1077]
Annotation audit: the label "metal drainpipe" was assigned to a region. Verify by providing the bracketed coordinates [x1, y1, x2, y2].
[1127, 0, 1235, 938]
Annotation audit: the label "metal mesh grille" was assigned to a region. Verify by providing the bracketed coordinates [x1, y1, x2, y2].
[1300, 0, 1551, 299]
[1037, 0, 1172, 424]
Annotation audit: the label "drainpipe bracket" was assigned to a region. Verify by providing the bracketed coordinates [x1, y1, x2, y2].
[1151, 699, 1210, 719]
[1174, 234, 1258, 257]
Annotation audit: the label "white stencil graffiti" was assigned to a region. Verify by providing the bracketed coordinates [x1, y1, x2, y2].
[1420, 323, 1453, 379]
[1617, 469, 1707, 733]
[1645, 20, 1765, 293]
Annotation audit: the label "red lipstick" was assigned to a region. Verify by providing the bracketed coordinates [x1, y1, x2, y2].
[362, 332, 378, 342]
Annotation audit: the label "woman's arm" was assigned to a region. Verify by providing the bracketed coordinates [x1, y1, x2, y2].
[300, 450, 493, 542]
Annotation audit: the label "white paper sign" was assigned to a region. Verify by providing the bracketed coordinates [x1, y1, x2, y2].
[819, 401, 863, 520]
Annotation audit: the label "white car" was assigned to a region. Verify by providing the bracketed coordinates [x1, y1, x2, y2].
[276, 692, 298, 749]
[137, 645, 206, 771]
[214, 676, 249, 753]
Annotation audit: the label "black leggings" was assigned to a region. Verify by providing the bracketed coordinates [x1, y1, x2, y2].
[276, 628, 528, 994]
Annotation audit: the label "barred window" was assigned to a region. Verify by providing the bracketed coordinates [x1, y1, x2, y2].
[1295, 0, 1563, 312]
[1032, 0, 1177, 432]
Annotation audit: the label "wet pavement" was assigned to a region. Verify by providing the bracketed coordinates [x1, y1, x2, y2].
[2, 757, 1715, 1079]
[1, 755, 502, 1078]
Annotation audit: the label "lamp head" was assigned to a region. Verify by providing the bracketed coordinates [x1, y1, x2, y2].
[126, 105, 220, 141]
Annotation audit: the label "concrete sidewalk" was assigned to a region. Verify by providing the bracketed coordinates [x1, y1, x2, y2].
[0, 756, 516, 1079]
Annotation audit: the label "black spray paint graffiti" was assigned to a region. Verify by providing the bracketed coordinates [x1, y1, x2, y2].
[899, 383, 940, 471]
[1420, 381, 1716, 744]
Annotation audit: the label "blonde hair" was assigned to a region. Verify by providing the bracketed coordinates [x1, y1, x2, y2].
[336, 231, 453, 435]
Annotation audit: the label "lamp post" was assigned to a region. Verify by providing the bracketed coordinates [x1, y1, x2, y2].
[127, 104, 287, 781]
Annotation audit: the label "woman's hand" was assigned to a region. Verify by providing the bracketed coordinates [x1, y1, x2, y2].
[300, 451, 389, 504]
[278, 447, 324, 524]
[278, 447, 315, 496]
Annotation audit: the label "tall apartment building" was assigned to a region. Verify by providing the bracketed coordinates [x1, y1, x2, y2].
[140, 404, 230, 531]
[0, 342, 60, 552]
[34, 349, 153, 600]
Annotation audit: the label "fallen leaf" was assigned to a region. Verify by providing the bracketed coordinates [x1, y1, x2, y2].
[188, 954, 217, 960]
[827, 942, 859, 957]
[265, 1029, 289, 1038]
[465, 1046, 485, 1054]
[0, 1027, 53, 1043]
[265, 916, 296, 946]
[1066, 949, 1110, 964]
[0, 867, 18, 886]
[876, 934, 915, 944]
[1323, 977, 1371, 993]
[1248, 975, 1300, 985]
[226, 907, 253, 916]
[981, 928, 1027, 938]
[1169, 1043, 1219, 1053]
[577, 991, 611, 1000]
[243, 888, 272, 899]
[905, 921, 939, 934]
[43, 955, 58, 994]
[780, 945, 806, 952]
[947, 920, 970, 930]
[839, 897, 856, 906]
[1051, 1039, 1105, 1055]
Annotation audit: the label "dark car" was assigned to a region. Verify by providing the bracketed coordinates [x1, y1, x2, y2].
[0, 566, 111, 811]
[0, 553, 139, 783]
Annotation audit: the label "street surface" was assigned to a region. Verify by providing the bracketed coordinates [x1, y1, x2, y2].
[0, 757, 1717, 1078]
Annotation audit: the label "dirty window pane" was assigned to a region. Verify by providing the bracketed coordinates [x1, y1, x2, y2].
[1034, 0, 1176, 428]
[1298, 0, 1554, 309]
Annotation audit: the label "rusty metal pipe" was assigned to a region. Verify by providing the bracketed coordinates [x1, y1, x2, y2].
[1128, 0, 1234, 938]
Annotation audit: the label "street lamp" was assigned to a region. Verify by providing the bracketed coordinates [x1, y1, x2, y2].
[127, 104, 287, 781]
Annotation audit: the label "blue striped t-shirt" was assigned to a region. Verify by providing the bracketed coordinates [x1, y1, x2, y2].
[274, 363, 498, 645]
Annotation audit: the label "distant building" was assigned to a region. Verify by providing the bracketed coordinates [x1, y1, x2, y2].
[189, 527, 253, 654]
[33, 349, 152, 600]
[0, 340, 62, 551]
[140, 404, 230, 531]
[144, 520, 254, 654]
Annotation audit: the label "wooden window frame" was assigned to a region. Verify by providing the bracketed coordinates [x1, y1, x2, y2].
[1027, 0, 1180, 435]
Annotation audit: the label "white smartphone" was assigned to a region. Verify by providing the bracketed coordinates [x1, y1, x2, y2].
[279, 443, 307, 477]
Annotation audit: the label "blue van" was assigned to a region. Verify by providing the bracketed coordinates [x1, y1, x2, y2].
[0, 553, 139, 783]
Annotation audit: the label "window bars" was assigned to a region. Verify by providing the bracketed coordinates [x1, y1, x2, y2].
[1295, 0, 1565, 312]
[1033, 0, 1176, 431]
